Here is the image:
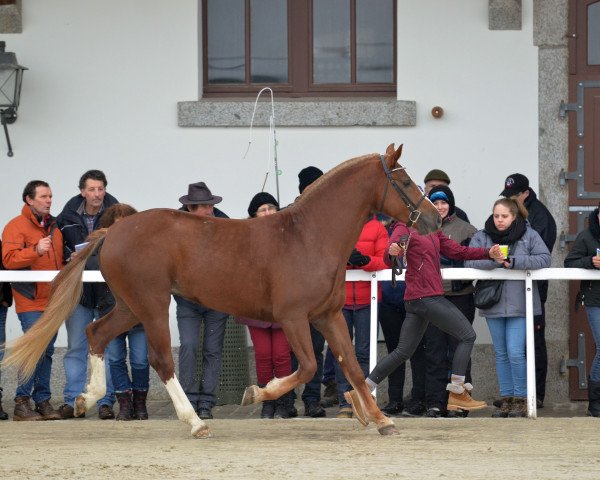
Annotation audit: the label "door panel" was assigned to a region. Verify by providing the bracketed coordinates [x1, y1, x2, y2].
[566, 0, 600, 399]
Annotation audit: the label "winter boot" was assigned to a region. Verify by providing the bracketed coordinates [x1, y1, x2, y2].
[132, 389, 149, 420]
[274, 392, 298, 419]
[13, 396, 43, 421]
[0, 387, 8, 420]
[588, 380, 600, 417]
[447, 382, 487, 411]
[491, 397, 513, 418]
[260, 400, 276, 419]
[320, 379, 338, 408]
[507, 397, 527, 418]
[35, 400, 61, 420]
[115, 391, 134, 421]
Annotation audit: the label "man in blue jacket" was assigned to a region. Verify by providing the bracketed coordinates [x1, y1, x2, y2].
[56, 170, 119, 420]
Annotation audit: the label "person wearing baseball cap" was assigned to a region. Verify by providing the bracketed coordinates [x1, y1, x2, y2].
[501, 173, 557, 408]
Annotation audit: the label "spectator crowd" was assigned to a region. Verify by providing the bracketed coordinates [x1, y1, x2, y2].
[1, 165, 599, 425]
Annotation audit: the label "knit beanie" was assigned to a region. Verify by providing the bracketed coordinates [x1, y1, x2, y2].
[428, 184, 456, 217]
[248, 192, 279, 217]
[424, 169, 451, 185]
[298, 166, 324, 193]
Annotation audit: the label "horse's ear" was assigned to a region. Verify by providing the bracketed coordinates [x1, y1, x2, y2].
[385, 143, 403, 166]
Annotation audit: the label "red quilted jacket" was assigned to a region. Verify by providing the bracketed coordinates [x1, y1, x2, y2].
[345, 218, 389, 307]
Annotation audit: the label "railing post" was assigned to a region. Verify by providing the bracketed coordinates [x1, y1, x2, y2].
[525, 270, 537, 418]
[370, 272, 378, 395]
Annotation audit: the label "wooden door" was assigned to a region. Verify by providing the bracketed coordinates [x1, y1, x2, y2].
[564, 0, 600, 399]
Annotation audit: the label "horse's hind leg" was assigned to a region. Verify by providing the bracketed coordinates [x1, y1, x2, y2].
[75, 302, 137, 416]
[316, 311, 398, 435]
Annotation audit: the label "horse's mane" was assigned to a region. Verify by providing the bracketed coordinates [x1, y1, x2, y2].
[291, 153, 376, 209]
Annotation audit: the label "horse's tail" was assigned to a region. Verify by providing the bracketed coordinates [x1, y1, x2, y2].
[2, 228, 108, 380]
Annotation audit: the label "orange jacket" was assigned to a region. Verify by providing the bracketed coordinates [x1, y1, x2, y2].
[2, 205, 64, 313]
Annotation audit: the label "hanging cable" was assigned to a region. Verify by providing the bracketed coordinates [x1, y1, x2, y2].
[242, 87, 280, 204]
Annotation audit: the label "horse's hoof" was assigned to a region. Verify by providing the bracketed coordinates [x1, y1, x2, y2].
[74, 395, 87, 417]
[378, 424, 400, 436]
[192, 424, 213, 439]
[241, 385, 260, 406]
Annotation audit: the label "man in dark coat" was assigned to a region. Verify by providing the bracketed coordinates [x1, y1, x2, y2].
[56, 169, 119, 420]
[174, 181, 230, 421]
[501, 173, 557, 407]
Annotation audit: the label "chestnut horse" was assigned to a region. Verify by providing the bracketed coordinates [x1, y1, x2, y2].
[4, 143, 440, 438]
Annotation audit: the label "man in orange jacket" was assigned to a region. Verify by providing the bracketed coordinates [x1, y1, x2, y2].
[2, 180, 64, 421]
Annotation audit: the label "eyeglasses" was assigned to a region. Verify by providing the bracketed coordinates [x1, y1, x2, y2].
[256, 204, 277, 215]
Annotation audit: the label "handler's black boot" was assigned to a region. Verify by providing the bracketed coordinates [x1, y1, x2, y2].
[132, 389, 149, 420]
[588, 379, 600, 417]
[115, 391, 134, 421]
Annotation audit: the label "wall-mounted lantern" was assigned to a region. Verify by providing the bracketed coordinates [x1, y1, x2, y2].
[0, 41, 26, 157]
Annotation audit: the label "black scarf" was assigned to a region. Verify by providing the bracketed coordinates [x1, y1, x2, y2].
[484, 214, 527, 245]
[589, 208, 600, 241]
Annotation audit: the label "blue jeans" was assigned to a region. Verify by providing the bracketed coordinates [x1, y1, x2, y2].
[322, 347, 335, 384]
[0, 305, 6, 363]
[486, 316, 527, 398]
[63, 304, 114, 406]
[585, 306, 600, 382]
[0, 305, 7, 399]
[106, 324, 150, 392]
[335, 307, 371, 407]
[15, 311, 56, 403]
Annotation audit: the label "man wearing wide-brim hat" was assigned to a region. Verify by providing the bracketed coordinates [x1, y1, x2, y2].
[178, 181, 227, 218]
[174, 181, 229, 420]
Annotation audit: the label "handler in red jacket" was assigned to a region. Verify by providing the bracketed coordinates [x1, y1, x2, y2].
[335, 217, 388, 419]
[345, 221, 503, 423]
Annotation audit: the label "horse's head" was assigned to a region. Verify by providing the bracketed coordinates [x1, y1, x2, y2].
[378, 144, 441, 234]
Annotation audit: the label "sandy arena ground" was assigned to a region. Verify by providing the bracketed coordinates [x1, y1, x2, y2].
[1, 414, 598, 480]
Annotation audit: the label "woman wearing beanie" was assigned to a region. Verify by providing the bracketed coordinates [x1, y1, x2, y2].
[466, 198, 550, 418]
[236, 192, 296, 419]
[564, 204, 600, 417]
[345, 202, 505, 423]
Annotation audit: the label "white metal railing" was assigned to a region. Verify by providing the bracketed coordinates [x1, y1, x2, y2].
[2, 267, 600, 418]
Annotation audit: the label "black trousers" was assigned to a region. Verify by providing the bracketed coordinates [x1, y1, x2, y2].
[534, 303, 547, 402]
[378, 302, 408, 403]
[369, 296, 476, 392]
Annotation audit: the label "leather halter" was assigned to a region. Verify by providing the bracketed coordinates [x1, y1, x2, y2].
[378, 155, 427, 228]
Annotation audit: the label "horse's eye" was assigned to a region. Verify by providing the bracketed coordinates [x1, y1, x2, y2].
[403, 180, 411, 187]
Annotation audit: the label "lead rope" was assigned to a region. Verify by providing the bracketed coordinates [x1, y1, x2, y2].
[391, 232, 411, 288]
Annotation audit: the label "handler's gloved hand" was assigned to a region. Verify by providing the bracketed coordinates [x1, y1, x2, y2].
[347, 248, 371, 267]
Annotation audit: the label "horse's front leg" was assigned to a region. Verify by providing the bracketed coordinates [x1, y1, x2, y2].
[316, 311, 398, 436]
[241, 314, 316, 406]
